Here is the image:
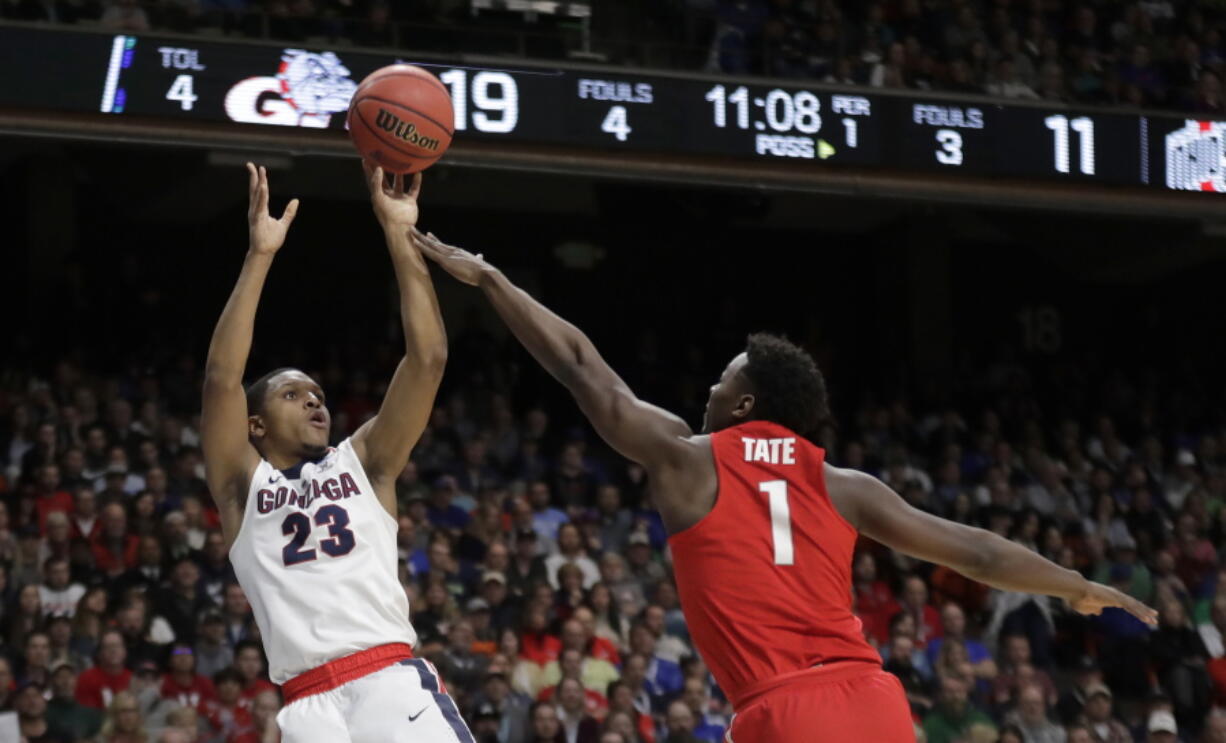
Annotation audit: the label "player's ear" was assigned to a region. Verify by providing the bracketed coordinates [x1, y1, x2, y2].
[731, 393, 755, 422]
[248, 414, 267, 441]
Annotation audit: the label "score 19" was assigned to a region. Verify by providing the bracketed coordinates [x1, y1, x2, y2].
[437, 69, 520, 134]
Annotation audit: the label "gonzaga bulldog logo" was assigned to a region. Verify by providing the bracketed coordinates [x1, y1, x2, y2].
[225, 49, 358, 128]
[1166, 120, 1226, 192]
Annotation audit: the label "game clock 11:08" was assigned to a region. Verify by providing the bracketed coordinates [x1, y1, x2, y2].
[1, 24, 1224, 194]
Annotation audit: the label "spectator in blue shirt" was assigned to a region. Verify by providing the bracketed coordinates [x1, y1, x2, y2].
[427, 475, 471, 532]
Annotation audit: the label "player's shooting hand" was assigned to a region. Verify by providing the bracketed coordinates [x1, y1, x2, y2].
[412, 228, 490, 286]
[1068, 581, 1158, 627]
[364, 161, 421, 229]
[246, 163, 299, 256]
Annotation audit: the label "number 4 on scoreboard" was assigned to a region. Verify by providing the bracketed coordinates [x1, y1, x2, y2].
[166, 74, 198, 112]
[601, 105, 631, 142]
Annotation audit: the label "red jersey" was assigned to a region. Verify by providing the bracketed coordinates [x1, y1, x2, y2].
[161, 673, 217, 710]
[75, 667, 132, 709]
[668, 421, 879, 707]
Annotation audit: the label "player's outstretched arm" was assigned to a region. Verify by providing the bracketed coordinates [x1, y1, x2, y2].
[413, 229, 693, 470]
[829, 466, 1159, 627]
[202, 164, 299, 535]
[351, 165, 447, 508]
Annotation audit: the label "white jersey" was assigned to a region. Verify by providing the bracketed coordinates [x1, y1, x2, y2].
[230, 438, 416, 684]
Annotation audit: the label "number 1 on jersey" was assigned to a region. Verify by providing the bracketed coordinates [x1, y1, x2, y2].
[759, 480, 794, 565]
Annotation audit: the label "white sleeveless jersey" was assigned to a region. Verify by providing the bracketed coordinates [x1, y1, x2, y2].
[230, 438, 416, 684]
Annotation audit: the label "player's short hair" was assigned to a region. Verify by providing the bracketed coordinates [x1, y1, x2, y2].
[245, 367, 300, 416]
[742, 333, 830, 440]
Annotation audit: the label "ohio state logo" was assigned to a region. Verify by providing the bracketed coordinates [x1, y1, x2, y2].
[1166, 120, 1226, 192]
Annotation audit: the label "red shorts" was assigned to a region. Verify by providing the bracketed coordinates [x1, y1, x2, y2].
[727, 662, 915, 743]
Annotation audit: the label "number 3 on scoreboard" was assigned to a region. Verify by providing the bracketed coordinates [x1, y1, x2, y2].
[759, 480, 794, 565]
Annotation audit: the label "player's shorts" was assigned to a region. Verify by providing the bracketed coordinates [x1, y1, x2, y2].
[277, 644, 474, 743]
[726, 661, 915, 743]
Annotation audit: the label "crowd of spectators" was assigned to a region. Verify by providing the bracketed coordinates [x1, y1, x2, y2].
[706, 0, 1226, 112]
[2, 330, 1226, 743]
[3, 0, 1226, 114]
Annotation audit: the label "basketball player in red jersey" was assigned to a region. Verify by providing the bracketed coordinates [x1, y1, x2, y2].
[414, 230, 1158, 742]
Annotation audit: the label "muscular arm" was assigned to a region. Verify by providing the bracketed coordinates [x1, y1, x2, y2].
[201, 165, 297, 538]
[829, 466, 1157, 625]
[413, 230, 692, 470]
[351, 168, 447, 513]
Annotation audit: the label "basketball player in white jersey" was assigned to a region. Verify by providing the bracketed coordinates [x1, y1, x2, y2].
[200, 163, 473, 743]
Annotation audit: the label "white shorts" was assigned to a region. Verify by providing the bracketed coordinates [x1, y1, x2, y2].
[277, 658, 475, 743]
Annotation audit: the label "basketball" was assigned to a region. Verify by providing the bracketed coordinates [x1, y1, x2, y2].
[347, 65, 455, 175]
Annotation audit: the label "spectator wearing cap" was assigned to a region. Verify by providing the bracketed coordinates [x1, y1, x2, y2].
[91, 502, 140, 578]
[924, 674, 997, 743]
[541, 620, 619, 696]
[480, 570, 519, 635]
[472, 665, 530, 743]
[46, 661, 104, 741]
[160, 642, 216, 711]
[1146, 710, 1178, 743]
[1002, 684, 1064, 743]
[428, 475, 472, 532]
[13, 679, 70, 743]
[1056, 656, 1103, 725]
[1077, 683, 1130, 743]
[194, 611, 233, 679]
[1164, 450, 1200, 512]
[471, 699, 507, 743]
[39, 556, 85, 618]
[129, 657, 178, 736]
[75, 628, 131, 709]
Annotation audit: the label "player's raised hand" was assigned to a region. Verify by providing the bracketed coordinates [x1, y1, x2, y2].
[1068, 580, 1158, 626]
[364, 161, 421, 229]
[246, 162, 299, 256]
[412, 228, 490, 286]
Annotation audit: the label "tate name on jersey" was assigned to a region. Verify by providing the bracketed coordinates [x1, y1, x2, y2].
[742, 437, 797, 465]
[255, 472, 362, 514]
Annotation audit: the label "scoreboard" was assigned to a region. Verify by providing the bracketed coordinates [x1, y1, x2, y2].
[2, 23, 1225, 194]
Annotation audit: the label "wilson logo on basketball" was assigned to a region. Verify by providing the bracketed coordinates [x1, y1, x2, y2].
[375, 109, 441, 151]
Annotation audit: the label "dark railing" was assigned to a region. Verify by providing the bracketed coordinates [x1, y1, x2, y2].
[0, 3, 718, 70]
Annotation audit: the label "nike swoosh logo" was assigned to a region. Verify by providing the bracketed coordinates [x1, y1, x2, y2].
[269, 474, 283, 484]
[408, 707, 428, 722]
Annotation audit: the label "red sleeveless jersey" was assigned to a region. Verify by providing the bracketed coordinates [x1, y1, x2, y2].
[668, 420, 879, 707]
